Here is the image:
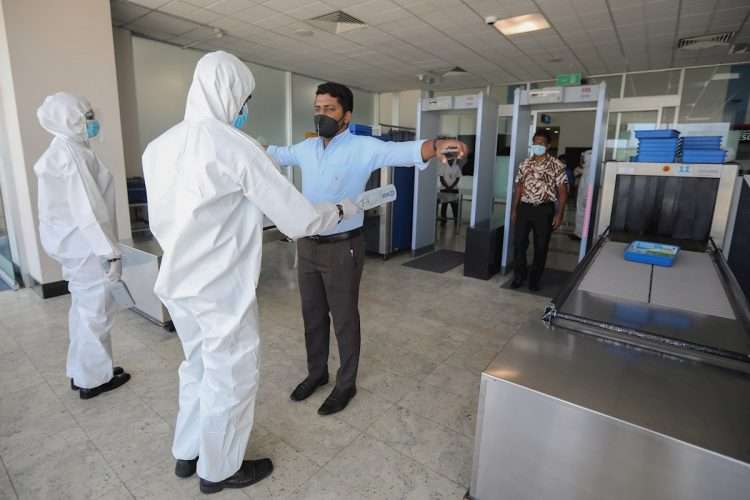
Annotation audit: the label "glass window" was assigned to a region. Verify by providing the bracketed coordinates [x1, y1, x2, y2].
[613, 110, 659, 161]
[679, 64, 750, 168]
[660, 107, 676, 128]
[586, 75, 623, 98]
[624, 70, 680, 97]
[490, 84, 524, 105]
[529, 80, 555, 89]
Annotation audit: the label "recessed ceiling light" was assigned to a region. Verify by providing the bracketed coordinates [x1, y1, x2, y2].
[548, 57, 563, 63]
[711, 72, 739, 80]
[491, 13, 550, 36]
[295, 29, 315, 37]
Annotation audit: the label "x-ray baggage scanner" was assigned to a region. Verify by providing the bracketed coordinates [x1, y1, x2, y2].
[470, 162, 750, 500]
[501, 84, 609, 272]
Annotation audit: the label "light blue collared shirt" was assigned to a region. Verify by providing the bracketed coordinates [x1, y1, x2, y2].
[267, 130, 429, 235]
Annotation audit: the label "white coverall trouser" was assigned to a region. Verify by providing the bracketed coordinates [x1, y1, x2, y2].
[62, 253, 114, 389]
[166, 296, 260, 482]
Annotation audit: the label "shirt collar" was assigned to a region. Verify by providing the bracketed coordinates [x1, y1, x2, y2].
[320, 128, 351, 149]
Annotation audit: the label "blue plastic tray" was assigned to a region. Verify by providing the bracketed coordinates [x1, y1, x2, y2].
[638, 137, 681, 144]
[635, 129, 680, 139]
[632, 156, 677, 162]
[682, 136, 721, 143]
[624, 241, 680, 267]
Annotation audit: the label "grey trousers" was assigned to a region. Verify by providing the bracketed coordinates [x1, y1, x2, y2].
[297, 232, 365, 391]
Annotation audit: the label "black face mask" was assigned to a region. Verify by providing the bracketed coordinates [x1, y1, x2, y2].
[314, 114, 344, 139]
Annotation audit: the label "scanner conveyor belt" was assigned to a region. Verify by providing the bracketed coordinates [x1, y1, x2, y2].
[577, 241, 735, 319]
[557, 239, 750, 370]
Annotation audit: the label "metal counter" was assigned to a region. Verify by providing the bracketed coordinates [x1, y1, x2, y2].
[119, 225, 284, 329]
[470, 321, 750, 500]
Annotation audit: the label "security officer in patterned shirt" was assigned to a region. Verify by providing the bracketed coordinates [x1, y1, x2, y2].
[510, 131, 568, 291]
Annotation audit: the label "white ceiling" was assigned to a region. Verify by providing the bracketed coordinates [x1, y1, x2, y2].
[111, 0, 750, 92]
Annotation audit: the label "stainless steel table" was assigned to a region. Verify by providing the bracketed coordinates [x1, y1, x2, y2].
[470, 320, 750, 500]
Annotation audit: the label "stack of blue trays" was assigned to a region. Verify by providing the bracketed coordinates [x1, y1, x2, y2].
[632, 129, 681, 162]
[681, 136, 726, 164]
[348, 123, 373, 136]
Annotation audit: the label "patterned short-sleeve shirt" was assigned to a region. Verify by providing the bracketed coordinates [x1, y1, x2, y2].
[515, 155, 568, 204]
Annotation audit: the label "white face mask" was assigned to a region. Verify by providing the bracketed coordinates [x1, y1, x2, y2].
[530, 144, 547, 157]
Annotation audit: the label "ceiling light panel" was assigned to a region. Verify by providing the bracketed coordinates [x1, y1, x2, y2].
[493, 14, 551, 36]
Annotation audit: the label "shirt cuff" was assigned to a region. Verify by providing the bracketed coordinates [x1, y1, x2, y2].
[414, 140, 430, 171]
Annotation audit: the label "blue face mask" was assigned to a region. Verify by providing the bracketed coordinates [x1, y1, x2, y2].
[233, 103, 248, 129]
[530, 144, 546, 157]
[86, 119, 100, 139]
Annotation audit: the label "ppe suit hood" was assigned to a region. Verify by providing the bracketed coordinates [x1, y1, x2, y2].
[185, 51, 255, 124]
[37, 92, 90, 143]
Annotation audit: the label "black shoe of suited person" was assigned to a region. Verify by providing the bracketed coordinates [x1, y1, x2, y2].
[289, 373, 329, 402]
[509, 276, 525, 289]
[70, 366, 124, 391]
[78, 372, 131, 400]
[318, 386, 357, 416]
[175, 457, 199, 478]
[199, 459, 274, 495]
[529, 280, 541, 292]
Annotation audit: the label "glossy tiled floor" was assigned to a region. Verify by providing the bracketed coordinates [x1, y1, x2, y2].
[0, 240, 546, 500]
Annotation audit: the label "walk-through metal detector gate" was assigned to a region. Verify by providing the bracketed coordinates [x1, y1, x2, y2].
[501, 84, 608, 273]
[412, 92, 498, 254]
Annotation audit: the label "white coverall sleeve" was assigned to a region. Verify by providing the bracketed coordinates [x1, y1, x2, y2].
[238, 148, 340, 239]
[265, 144, 298, 167]
[65, 165, 120, 258]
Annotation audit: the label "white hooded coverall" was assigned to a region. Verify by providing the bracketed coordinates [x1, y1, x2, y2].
[142, 51, 342, 482]
[34, 92, 120, 389]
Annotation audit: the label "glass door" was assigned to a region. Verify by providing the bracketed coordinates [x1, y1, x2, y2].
[0, 184, 17, 289]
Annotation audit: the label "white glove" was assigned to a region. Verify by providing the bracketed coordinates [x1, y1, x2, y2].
[107, 258, 122, 282]
[338, 198, 361, 221]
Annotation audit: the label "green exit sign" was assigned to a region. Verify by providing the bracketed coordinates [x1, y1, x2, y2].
[556, 72, 582, 86]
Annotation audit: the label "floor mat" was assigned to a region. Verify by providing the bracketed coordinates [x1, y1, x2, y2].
[403, 249, 464, 274]
[500, 268, 572, 299]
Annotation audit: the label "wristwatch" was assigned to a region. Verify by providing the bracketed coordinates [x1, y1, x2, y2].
[336, 203, 344, 223]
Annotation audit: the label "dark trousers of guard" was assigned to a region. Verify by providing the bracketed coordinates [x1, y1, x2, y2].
[440, 188, 459, 221]
[513, 202, 555, 285]
[297, 232, 365, 392]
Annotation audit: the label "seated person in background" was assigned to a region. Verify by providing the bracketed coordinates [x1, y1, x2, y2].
[439, 156, 463, 224]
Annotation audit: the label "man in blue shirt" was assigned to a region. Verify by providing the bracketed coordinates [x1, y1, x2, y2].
[267, 82, 466, 415]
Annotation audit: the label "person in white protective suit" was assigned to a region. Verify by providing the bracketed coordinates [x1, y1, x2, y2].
[34, 92, 131, 400]
[574, 149, 593, 239]
[142, 51, 360, 494]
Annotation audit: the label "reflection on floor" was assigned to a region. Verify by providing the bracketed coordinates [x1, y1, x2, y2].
[0, 240, 546, 499]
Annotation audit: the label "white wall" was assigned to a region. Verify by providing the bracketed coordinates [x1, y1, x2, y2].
[129, 36, 290, 169]
[0, 0, 130, 285]
[132, 37, 203, 158]
[113, 28, 142, 179]
[378, 90, 419, 129]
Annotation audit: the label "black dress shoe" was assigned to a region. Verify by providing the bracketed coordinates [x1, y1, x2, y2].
[79, 372, 131, 400]
[71, 366, 124, 391]
[175, 457, 199, 478]
[528, 281, 541, 292]
[199, 458, 273, 494]
[509, 277, 524, 289]
[318, 387, 356, 416]
[289, 374, 329, 402]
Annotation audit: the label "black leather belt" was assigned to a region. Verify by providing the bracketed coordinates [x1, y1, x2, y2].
[521, 201, 555, 207]
[306, 228, 363, 243]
